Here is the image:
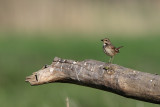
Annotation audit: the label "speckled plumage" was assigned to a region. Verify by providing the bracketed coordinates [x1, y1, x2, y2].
[101, 38, 123, 63]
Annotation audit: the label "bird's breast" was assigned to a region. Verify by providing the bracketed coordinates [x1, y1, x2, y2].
[103, 46, 115, 56]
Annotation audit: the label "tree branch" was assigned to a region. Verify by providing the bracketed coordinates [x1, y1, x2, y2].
[25, 57, 160, 104]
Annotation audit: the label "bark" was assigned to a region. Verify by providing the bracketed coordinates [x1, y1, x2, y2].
[25, 57, 160, 104]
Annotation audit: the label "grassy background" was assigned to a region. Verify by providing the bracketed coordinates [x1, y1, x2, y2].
[1, 1, 160, 107]
[0, 32, 160, 107]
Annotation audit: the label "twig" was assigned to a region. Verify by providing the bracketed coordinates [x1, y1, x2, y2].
[66, 97, 69, 107]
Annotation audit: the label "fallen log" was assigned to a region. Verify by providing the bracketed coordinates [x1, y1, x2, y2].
[25, 57, 160, 104]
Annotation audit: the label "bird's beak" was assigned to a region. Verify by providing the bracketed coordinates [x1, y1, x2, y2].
[101, 39, 103, 41]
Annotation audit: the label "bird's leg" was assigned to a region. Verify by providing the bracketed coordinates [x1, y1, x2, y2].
[104, 57, 114, 74]
[108, 57, 111, 63]
[105, 57, 112, 70]
[108, 56, 113, 63]
[109, 56, 114, 63]
[111, 56, 114, 63]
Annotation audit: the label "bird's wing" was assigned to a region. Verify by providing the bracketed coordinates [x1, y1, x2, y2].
[110, 45, 115, 49]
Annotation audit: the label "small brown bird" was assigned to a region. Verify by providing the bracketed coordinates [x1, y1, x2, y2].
[101, 38, 123, 63]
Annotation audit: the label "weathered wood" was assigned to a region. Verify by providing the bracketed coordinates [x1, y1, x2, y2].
[25, 57, 160, 104]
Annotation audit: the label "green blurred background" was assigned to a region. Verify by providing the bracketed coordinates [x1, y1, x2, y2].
[0, 0, 160, 107]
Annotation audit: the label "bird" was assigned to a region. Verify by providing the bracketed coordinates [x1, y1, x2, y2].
[101, 38, 123, 63]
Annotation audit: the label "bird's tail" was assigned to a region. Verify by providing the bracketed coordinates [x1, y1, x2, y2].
[115, 46, 123, 53]
[117, 46, 123, 50]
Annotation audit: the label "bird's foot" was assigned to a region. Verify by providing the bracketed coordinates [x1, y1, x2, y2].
[107, 62, 112, 64]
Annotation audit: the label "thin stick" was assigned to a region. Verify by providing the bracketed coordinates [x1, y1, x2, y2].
[66, 97, 69, 107]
